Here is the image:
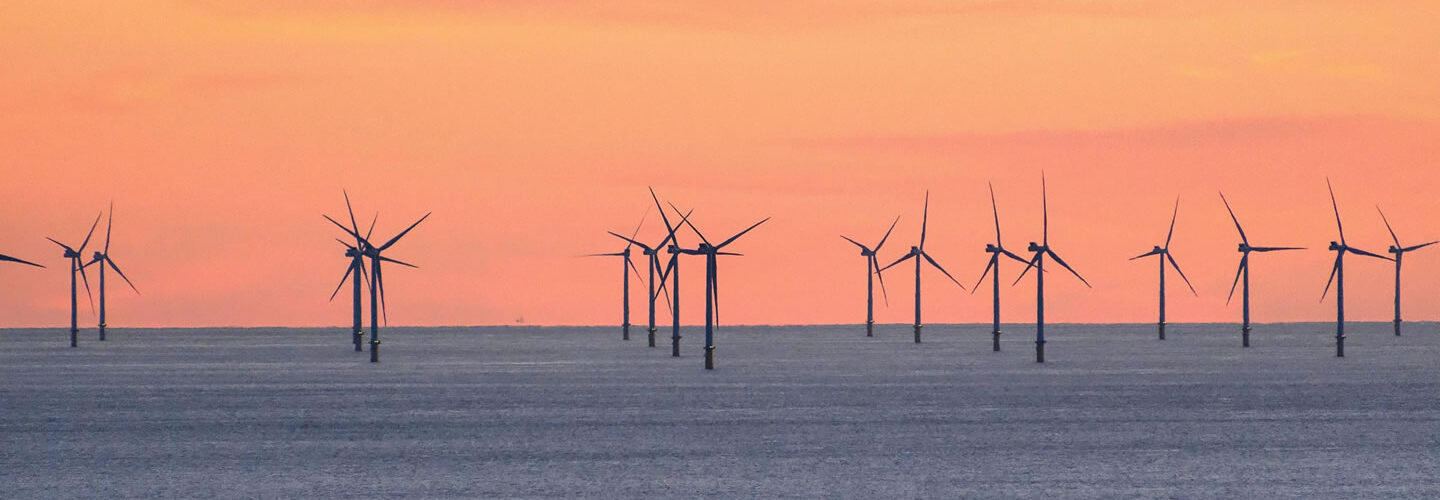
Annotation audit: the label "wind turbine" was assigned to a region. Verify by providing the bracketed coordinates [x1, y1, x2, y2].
[1221, 192, 1303, 348]
[971, 183, 1030, 352]
[589, 213, 647, 341]
[649, 188, 692, 357]
[608, 203, 685, 349]
[84, 203, 139, 342]
[840, 215, 898, 337]
[879, 191, 965, 344]
[1014, 175, 1090, 363]
[47, 213, 101, 348]
[674, 207, 768, 370]
[332, 209, 430, 363]
[1320, 179, 1391, 357]
[324, 191, 372, 352]
[1377, 207, 1435, 336]
[1129, 197, 1196, 340]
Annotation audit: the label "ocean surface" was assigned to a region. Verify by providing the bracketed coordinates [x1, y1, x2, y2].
[2, 323, 1436, 498]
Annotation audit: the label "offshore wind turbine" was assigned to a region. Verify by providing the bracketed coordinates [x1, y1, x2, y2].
[589, 213, 647, 341]
[879, 191, 965, 344]
[1320, 179, 1391, 357]
[1129, 197, 1196, 340]
[971, 183, 1030, 352]
[608, 207, 684, 349]
[1221, 192, 1303, 348]
[649, 188, 693, 357]
[332, 209, 430, 363]
[84, 203, 139, 341]
[840, 215, 898, 337]
[47, 213, 101, 348]
[324, 191, 372, 352]
[674, 208, 768, 370]
[1377, 207, 1435, 336]
[1014, 175, 1090, 363]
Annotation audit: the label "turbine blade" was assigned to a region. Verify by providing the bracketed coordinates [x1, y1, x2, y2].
[971, 257, 995, 294]
[671, 202, 709, 245]
[1046, 248, 1090, 288]
[104, 201, 114, 254]
[78, 212, 101, 253]
[608, 232, 651, 252]
[872, 255, 890, 307]
[875, 215, 900, 252]
[715, 252, 743, 256]
[1166, 253, 1197, 296]
[1403, 241, 1438, 252]
[656, 209, 694, 251]
[359, 258, 372, 295]
[105, 257, 139, 294]
[344, 190, 363, 246]
[650, 187, 674, 234]
[627, 255, 645, 282]
[324, 215, 363, 242]
[717, 217, 769, 249]
[1377, 206, 1400, 248]
[377, 255, 418, 268]
[1327, 177, 1344, 245]
[78, 258, 95, 314]
[377, 264, 388, 325]
[1042, 173, 1049, 246]
[989, 182, 1001, 243]
[625, 209, 648, 251]
[47, 237, 74, 254]
[329, 263, 355, 301]
[1130, 250, 1159, 261]
[654, 259, 673, 315]
[1226, 257, 1245, 305]
[879, 252, 915, 272]
[922, 252, 965, 290]
[378, 212, 431, 251]
[1251, 246, 1305, 252]
[584, 252, 625, 257]
[0, 253, 44, 267]
[1001, 249, 1030, 265]
[1346, 247, 1392, 261]
[841, 235, 869, 252]
[1012, 252, 1041, 286]
[919, 191, 930, 251]
[364, 213, 378, 244]
[1165, 195, 1179, 249]
[1219, 191, 1248, 245]
[1320, 254, 1340, 302]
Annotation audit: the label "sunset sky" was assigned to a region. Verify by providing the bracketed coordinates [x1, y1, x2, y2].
[2, 1, 1439, 328]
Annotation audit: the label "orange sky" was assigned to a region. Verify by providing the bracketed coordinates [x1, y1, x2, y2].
[2, 1, 1439, 328]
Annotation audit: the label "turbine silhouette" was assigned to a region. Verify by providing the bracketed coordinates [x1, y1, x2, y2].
[331, 208, 430, 363]
[647, 188, 692, 357]
[1129, 197, 1196, 341]
[47, 213, 101, 348]
[607, 198, 683, 348]
[840, 215, 898, 337]
[1220, 192, 1303, 348]
[879, 191, 964, 344]
[1013, 174, 1090, 363]
[971, 183, 1030, 352]
[83, 202, 139, 342]
[589, 212, 647, 341]
[323, 190, 372, 352]
[1376, 207, 1435, 337]
[1320, 179, 1391, 357]
[672, 205, 767, 370]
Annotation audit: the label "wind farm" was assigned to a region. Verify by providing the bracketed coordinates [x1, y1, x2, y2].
[6, 1, 1440, 497]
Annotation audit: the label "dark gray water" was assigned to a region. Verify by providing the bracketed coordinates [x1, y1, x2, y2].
[2, 323, 1437, 498]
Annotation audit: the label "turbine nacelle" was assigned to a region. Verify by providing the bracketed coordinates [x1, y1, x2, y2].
[62, 249, 81, 258]
[1238, 243, 1251, 253]
[345, 247, 361, 258]
[1151, 245, 1165, 254]
[984, 244, 1000, 253]
[1388, 246, 1400, 254]
[1027, 242, 1043, 252]
[1329, 241, 1342, 251]
[92, 251, 105, 261]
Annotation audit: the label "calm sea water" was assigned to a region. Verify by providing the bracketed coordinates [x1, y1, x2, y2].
[2, 323, 1436, 498]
